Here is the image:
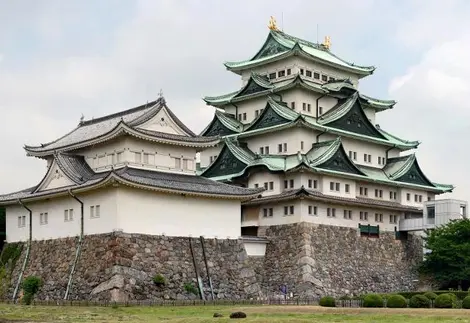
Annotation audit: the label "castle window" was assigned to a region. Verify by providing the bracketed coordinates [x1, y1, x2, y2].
[406, 193, 411, 201]
[269, 182, 274, 190]
[327, 208, 336, 217]
[254, 183, 259, 188]
[307, 103, 311, 112]
[278, 70, 285, 77]
[382, 157, 386, 165]
[283, 143, 287, 152]
[174, 157, 181, 169]
[301, 141, 304, 150]
[278, 144, 282, 153]
[238, 113, 242, 120]
[308, 205, 317, 215]
[287, 68, 291, 75]
[90, 205, 101, 219]
[263, 208, 273, 217]
[330, 77, 336, 81]
[306, 70, 312, 77]
[303, 103, 307, 111]
[313, 72, 320, 79]
[289, 179, 294, 188]
[344, 210, 352, 219]
[284, 206, 295, 215]
[259, 147, 264, 154]
[18, 215, 26, 228]
[419, 195, 423, 203]
[345, 184, 350, 193]
[40, 212, 48, 225]
[265, 146, 269, 154]
[242, 113, 247, 121]
[360, 211, 369, 221]
[269, 72, 276, 79]
[321, 75, 328, 81]
[319, 106, 323, 115]
[375, 213, 383, 222]
[300, 68, 304, 75]
[134, 152, 142, 163]
[389, 214, 398, 224]
[64, 209, 74, 222]
[291, 102, 295, 109]
[375, 189, 383, 198]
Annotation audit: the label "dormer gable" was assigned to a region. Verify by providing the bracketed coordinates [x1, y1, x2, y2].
[35, 161, 76, 192]
[136, 104, 193, 136]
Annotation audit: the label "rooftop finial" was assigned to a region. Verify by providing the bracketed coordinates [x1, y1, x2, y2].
[79, 113, 84, 124]
[322, 36, 331, 50]
[268, 16, 278, 31]
[158, 88, 164, 99]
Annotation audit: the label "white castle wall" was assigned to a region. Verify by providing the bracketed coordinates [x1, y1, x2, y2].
[5, 186, 242, 242]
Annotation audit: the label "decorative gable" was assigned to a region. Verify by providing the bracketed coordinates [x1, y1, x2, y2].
[324, 98, 386, 140]
[394, 161, 434, 187]
[247, 104, 291, 132]
[316, 145, 364, 176]
[202, 118, 236, 137]
[202, 145, 248, 178]
[236, 78, 269, 97]
[36, 162, 76, 192]
[253, 34, 290, 60]
[137, 106, 189, 135]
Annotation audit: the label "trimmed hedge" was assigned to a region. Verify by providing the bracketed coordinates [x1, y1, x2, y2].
[363, 294, 384, 308]
[423, 292, 438, 300]
[319, 296, 336, 307]
[409, 295, 431, 308]
[386, 295, 407, 308]
[462, 296, 470, 309]
[434, 293, 456, 309]
[398, 290, 468, 300]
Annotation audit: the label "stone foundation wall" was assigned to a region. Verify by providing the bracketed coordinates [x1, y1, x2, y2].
[260, 223, 423, 298]
[5, 223, 423, 301]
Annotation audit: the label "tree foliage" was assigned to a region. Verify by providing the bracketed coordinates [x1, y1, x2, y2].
[421, 219, 470, 287]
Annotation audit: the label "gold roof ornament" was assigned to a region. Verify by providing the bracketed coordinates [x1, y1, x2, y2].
[268, 16, 278, 31]
[322, 36, 331, 50]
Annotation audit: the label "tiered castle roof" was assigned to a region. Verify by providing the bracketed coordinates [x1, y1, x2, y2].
[0, 98, 263, 205]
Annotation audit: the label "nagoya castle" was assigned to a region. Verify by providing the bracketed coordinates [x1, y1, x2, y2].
[199, 17, 454, 237]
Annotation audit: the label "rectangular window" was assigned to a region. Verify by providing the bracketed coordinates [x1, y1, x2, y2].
[64, 209, 69, 222]
[255, 110, 259, 117]
[284, 180, 288, 189]
[243, 113, 247, 120]
[344, 210, 352, 219]
[389, 214, 397, 224]
[287, 69, 291, 75]
[135, 152, 142, 163]
[291, 102, 295, 109]
[263, 209, 268, 217]
[360, 211, 369, 221]
[301, 141, 304, 150]
[278, 70, 285, 77]
[313, 180, 318, 189]
[96, 205, 100, 218]
[308, 205, 317, 216]
[375, 213, 383, 222]
[319, 106, 323, 115]
[289, 206, 294, 214]
[269, 208, 273, 217]
[330, 77, 336, 81]
[335, 183, 340, 191]
[90, 205, 101, 219]
[306, 70, 312, 77]
[313, 72, 320, 79]
[368, 155, 371, 163]
[330, 182, 335, 190]
[284, 206, 288, 215]
[182, 159, 189, 170]
[308, 179, 313, 188]
[307, 103, 311, 112]
[265, 146, 270, 154]
[269, 72, 276, 79]
[269, 182, 274, 190]
[174, 157, 181, 169]
[332, 208, 336, 217]
[378, 156, 381, 164]
[278, 144, 283, 153]
[40, 212, 48, 225]
[116, 152, 123, 163]
[264, 182, 268, 190]
[259, 147, 264, 154]
[238, 113, 242, 120]
[345, 184, 350, 193]
[143, 153, 149, 164]
[360, 187, 368, 196]
[321, 74, 328, 81]
[254, 183, 259, 188]
[302, 102, 306, 111]
[419, 195, 422, 203]
[300, 68, 304, 75]
[407, 193, 410, 201]
[364, 154, 367, 162]
[289, 179, 294, 188]
[283, 143, 287, 152]
[18, 216, 26, 228]
[327, 208, 331, 217]
[389, 191, 394, 200]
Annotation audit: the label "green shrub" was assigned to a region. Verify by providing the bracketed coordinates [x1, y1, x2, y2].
[434, 293, 456, 308]
[153, 274, 165, 286]
[184, 282, 198, 295]
[423, 292, 438, 300]
[21, 276, 42, 305]
[362, 294, 384, 308]
[338, 295, 351, 300]
[462, 296, 470, 309]
[409, 295, 431, 308]
[319, 296, 336, 307]
[386, 294, 407, 308]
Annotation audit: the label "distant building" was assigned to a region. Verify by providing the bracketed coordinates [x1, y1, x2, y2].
[0, 98, 262, 242]
[198, 22, 454, 236]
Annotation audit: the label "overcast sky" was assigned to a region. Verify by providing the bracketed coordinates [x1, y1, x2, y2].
[0, 0, 468, 201]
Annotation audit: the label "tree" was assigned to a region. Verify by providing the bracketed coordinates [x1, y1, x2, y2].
[421, 218, 470, 289]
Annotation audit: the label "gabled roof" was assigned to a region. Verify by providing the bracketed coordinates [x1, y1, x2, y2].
[24, 98, 219, 157]
[201, 95, 418, 150]
[0, 157, 264, 205]
[224, 30, 375, 77]
[317, 92, 386, 140]
[203, 74, 395, 112]
[200, 110, 244, 137]
[201, 139, 453, 193]
[383, 154, 439, 188]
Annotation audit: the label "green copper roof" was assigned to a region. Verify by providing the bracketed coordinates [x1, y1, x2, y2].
[203, 73, 395, 111]
[224, 30, 375, 76]
[201, 138, 452, 193]
[200, 94, 418, 150]
[200, 110, 243, 136]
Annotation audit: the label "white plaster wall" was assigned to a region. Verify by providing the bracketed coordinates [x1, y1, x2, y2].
[199, 145, 223, 169]
[248, 171, 282, 196]
[223, 97, 267, 125]
[77, 136, 197, 175]
[5, 189, 118, 242]
[399, 187, 428, 207]
[321, 175, 356, 198]
[241, 56, 359, 87]
[256, 200, 302, 226]
[246, 127, 319, 156]
[116, 187, 241, 239]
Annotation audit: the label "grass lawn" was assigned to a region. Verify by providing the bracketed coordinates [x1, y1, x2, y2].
[1, 304, 470, 323]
